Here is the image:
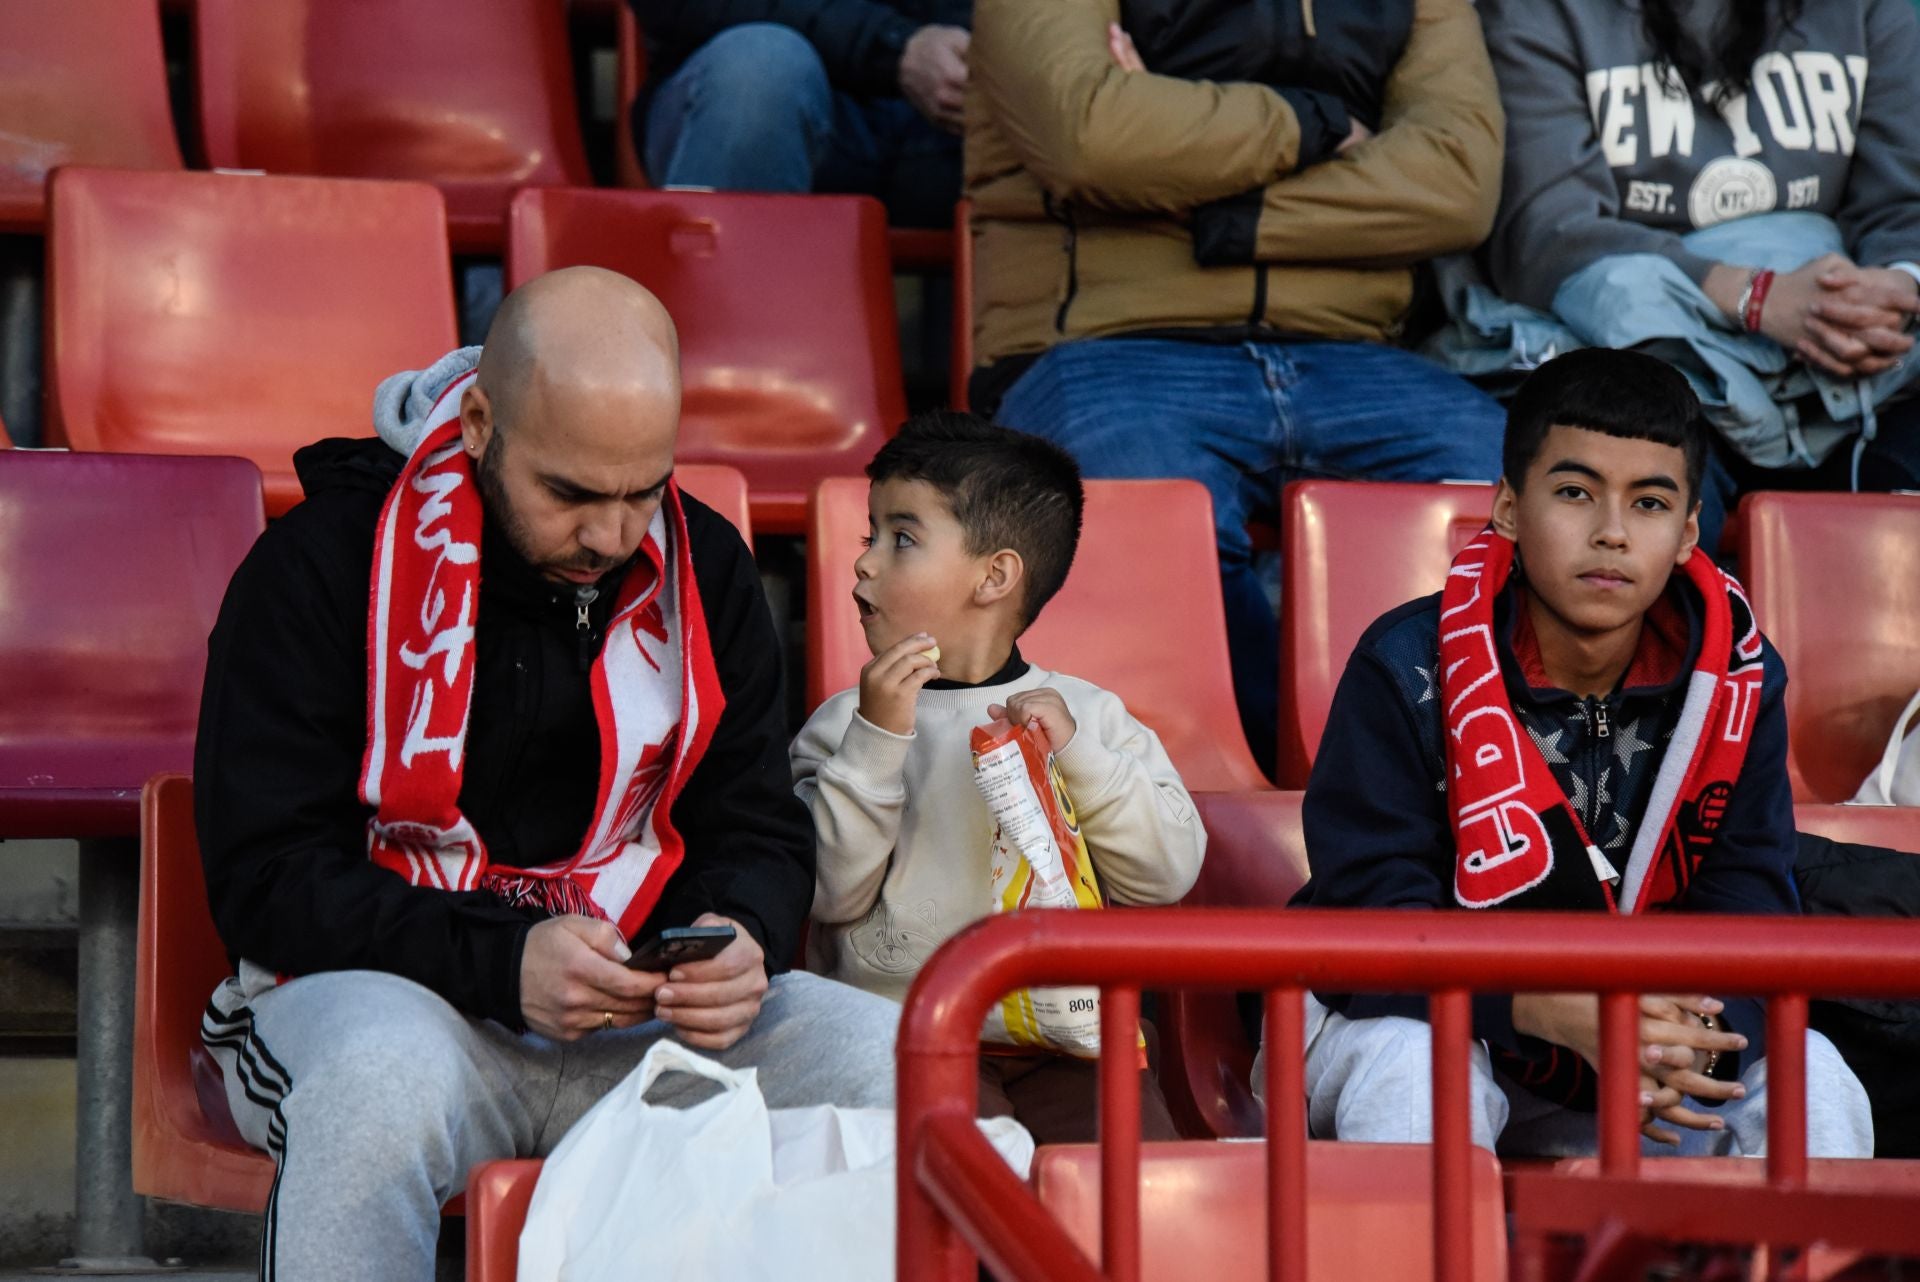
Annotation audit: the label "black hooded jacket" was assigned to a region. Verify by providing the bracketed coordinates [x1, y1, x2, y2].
[194, 438, 813, 1030]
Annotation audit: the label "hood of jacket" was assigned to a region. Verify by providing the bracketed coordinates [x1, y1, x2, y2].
[291, 346, 483, 502]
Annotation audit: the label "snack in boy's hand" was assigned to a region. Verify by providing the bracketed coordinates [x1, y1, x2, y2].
[922, 643, 941, 663]
[971, 716, 1141, 1061]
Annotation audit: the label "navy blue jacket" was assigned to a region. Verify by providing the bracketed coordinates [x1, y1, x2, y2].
[1295, 578, 1799, 1101]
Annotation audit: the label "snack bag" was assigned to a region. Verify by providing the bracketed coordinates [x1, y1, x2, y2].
[970, 717, 1143, 1062]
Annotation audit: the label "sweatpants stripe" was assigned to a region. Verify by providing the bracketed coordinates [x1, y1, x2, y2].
[202, 1001, 292, 1282]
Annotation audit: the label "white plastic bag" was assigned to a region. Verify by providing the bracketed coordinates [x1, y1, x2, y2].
[1850, 687, 1920, 807]
[516, 1039, 1034, 1282]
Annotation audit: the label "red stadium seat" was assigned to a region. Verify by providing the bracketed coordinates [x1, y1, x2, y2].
[807, 476, 1270, 791]
[509, 188, 906, 534]
[1741, 492, 1920, 802]
[1278, 480, 1494, 787]
[1160, 791, 1308, 1139]
[0, 453, 264, 837]
[0, 0, 182, 233]
[610, 10, 954, 277]
[0, 453, 262, 1259]
[1033, 1140, 1507, 1282]
[465, 1159, 544, 1282]
[612, 4, 651, 190]
[674, 463, 752, 545]
[1795, 803, 1920, 853]
[46, 168, 460, 517]
[135, 775, 471, 1221]
[951, 199, 973, 410]
[192, 0, 592, 252]
[134, 775, 274, 1211]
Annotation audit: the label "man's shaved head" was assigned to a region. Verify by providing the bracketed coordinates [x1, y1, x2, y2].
[475, 265, 681, 432]
[459, 266, 685, 587]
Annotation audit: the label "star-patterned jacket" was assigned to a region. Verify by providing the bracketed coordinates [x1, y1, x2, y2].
[1293, 573, 1797, 1106]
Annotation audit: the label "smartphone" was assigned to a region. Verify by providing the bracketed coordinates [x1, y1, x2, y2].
[624, 924, 736, 971]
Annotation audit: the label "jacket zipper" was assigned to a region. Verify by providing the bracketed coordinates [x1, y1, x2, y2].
[574, 586, 599, 672]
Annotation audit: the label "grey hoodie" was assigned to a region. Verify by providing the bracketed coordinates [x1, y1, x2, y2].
[370, 345, 483, 458]
[1481, 0, 1920, 310]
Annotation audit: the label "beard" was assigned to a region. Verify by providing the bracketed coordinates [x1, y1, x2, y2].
[474, 437, 620, 581]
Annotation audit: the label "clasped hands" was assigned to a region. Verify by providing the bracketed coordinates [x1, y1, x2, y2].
[1512, 992, 1751, 1146]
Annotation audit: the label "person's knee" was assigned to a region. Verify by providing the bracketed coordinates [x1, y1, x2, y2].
[688, 23, 830, 121]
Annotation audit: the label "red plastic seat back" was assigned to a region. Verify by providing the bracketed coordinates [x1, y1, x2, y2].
[507, 188, 907, 533]
[0, 0, 182, 231]
[1034, 1140, 1507, 1282]
[613, 5, 652, 190]
[674, 463, 752, 546]
[1162, 791, 1308, 1138]
[1795, 803, 1920, 854]
[193, 0, 590, 250]
[47, 167, 459, 517]
[1742, 492, 1920, 802]
[465, 1159, 544, 1282]
[1279, 480, 1495, 787]
[807, 476, 1269, 791]
[0, 453, 264, 838]
[134, 774, 276, 1212]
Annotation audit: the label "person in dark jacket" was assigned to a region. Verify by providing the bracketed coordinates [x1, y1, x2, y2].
[630, 0, 969, 227]
[1259, 348, 1871, 1157]
[194, 268, 900, 1281]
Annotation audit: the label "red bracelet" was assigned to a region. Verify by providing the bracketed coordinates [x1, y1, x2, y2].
[1743, 268, 1776, 334]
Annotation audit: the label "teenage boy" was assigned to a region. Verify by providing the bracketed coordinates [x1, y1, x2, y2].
[1273, 348, 1872, 1157]
[791, 410, 1207, 1141]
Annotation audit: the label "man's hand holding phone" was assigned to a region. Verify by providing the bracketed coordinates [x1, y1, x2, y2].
[651, 912, 769, 1051]
[520, 915, 664, 1042]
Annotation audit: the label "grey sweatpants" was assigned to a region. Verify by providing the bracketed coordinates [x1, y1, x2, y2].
[1252, 994, 1873, 1157]
[203, 967, 901, 1282]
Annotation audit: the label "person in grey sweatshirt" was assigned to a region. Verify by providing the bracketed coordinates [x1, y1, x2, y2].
[1471, 0, 1920, 532]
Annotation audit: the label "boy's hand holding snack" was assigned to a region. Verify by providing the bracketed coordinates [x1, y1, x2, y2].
[857, 632, 942, 735]
[988, 688, 1078, 753]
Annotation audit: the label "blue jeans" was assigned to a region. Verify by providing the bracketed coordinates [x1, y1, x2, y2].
[995, 337, 1505, 776]
[641, 23, 961, 228]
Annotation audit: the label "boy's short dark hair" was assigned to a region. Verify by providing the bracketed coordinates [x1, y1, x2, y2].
[1503, 348, 1708, 501]
[865, 410, 1084, 627]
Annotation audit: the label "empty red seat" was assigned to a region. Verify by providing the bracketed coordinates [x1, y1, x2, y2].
[0, 453, 264, 836]
[510, 189, 907, 534]
[0, 0, 182, 232]
[1741, 492, 1920, 802]
[674, 463, 752, 544]
[807, 476, 1270, 791]
[193, 0, 592, 252]
[1160, 791, 1309, 1138]
[1279, 480, 1494, 787]
[1034, 1140, 1507, 1281]
[46, 168, 460, 516]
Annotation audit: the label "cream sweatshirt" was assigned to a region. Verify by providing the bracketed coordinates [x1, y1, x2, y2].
[791, 661, 1206, 1003]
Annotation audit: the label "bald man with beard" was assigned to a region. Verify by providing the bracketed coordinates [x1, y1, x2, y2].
[194, 268, 900, 1281]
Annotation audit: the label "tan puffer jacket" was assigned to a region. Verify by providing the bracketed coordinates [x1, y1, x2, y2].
[965, 0, 1505, 389]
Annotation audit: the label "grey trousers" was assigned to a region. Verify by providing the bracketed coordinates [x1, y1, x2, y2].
[203, 967, 902, 1282]
[1253, 994, 1874, 1158]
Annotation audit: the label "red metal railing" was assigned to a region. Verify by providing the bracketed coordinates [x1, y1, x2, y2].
[896, 908, 1920, 1282]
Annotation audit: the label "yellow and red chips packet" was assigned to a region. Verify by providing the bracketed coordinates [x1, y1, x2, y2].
[970, 717, 1145, 1065]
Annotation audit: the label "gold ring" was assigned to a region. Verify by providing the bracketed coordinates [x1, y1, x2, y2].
[602, 1011, 614, 1032]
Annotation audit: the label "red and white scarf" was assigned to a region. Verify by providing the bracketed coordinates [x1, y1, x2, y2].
[1439, 529, 1765, 914]
[359, 369, 725, 933]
